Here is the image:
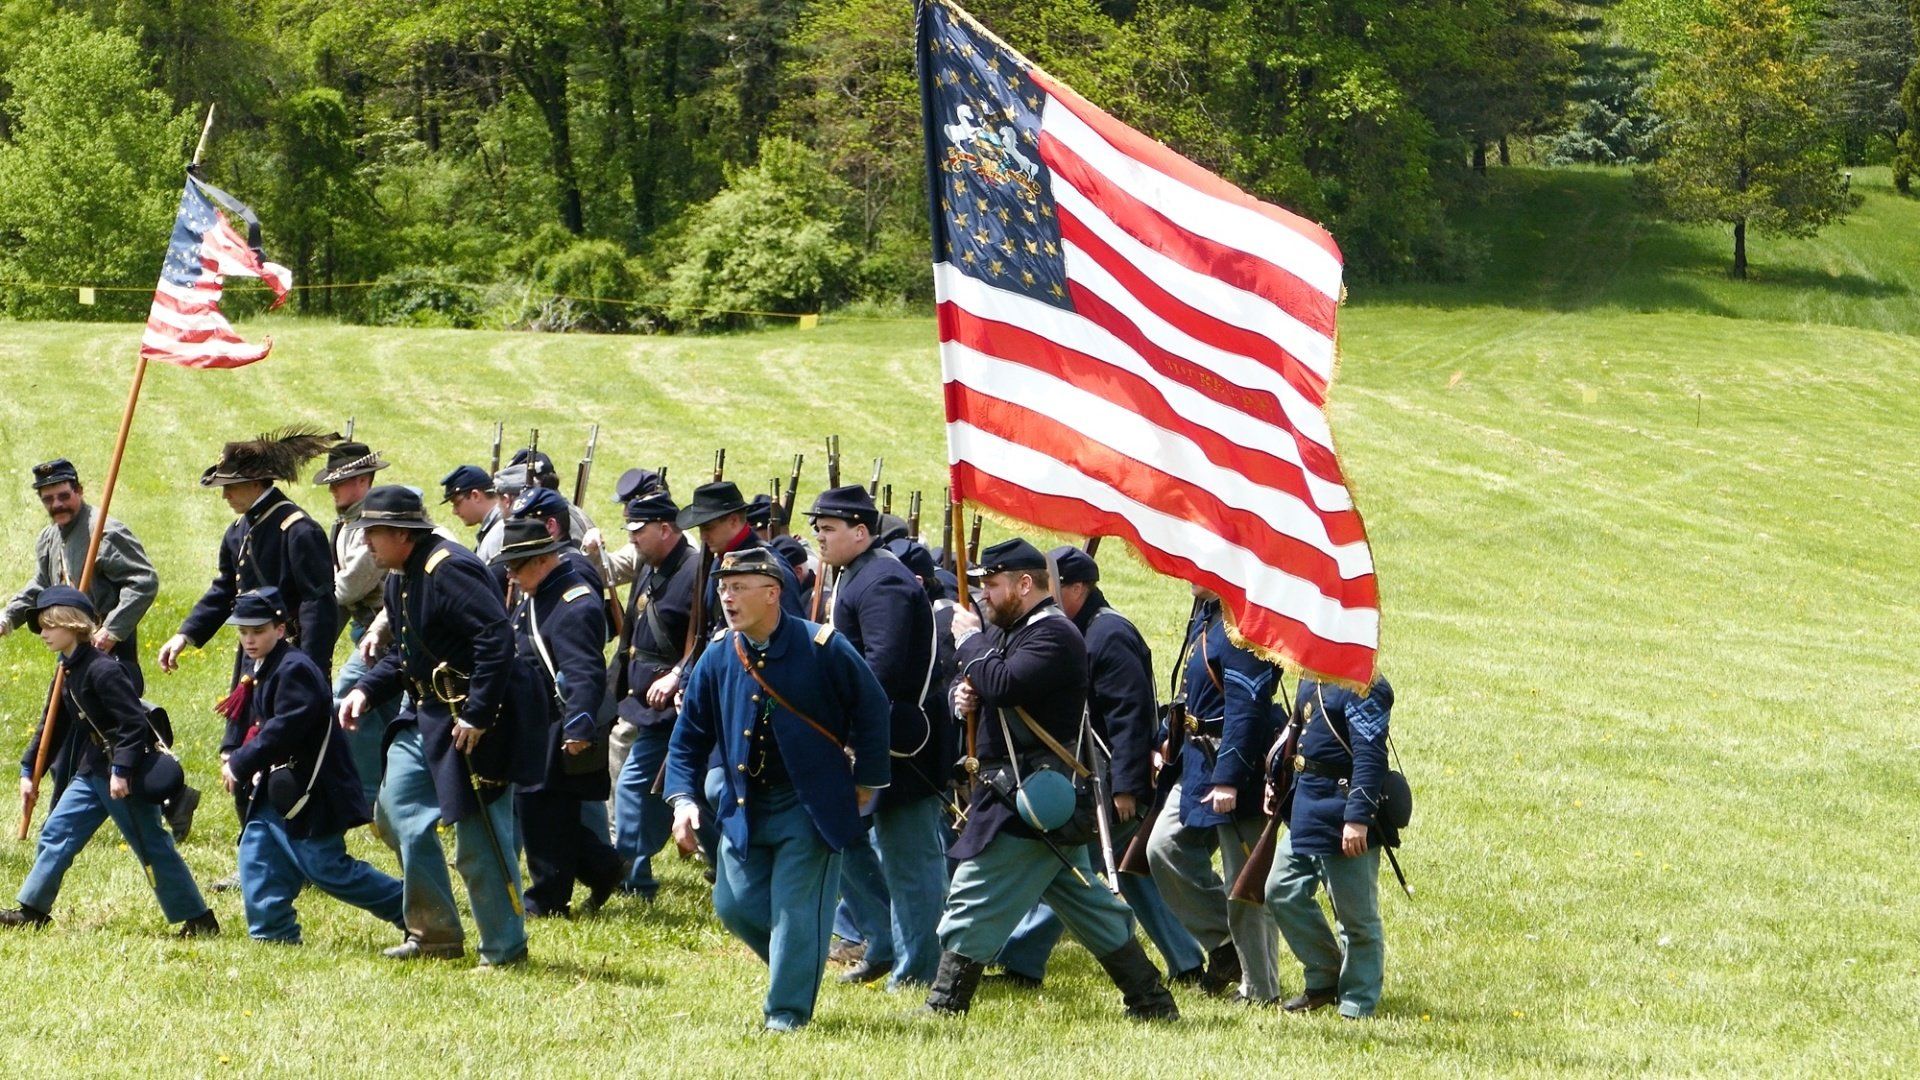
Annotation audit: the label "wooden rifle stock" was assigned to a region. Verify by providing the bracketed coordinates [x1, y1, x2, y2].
[1119, 700, 1187, 876]
[1227, 813, 1282, 904]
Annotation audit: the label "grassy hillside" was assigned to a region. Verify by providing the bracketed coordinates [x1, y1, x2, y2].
[0, 167, 1914, 1075]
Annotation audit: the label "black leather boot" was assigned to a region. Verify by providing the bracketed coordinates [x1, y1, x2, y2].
[1097, 939, 1180, 1021]
[919, 951, 987, 1016]
[0, 904, 50, 928]
[176, 910, 220, 938]
[1197, 941, 1242, 996]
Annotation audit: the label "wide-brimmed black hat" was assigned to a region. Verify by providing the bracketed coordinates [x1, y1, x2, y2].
[201, 428, 336, 488]
[490, 518, 567, 565]
[612, 468, 668, 504]
[806, 484, 879, 530]
[440, 464, 494, 503]
[312, 441, 391, 486]
[712, 546, 784, 582]
[969, 537, 1047, 579]
[345, 485, 436, 531]
[30, 459, 79, 490]
[26, 585, 95, 632]
[624, 492, 680, 530]
[676, 481, 748, 531]
[1050, 545, 1099, 585]
[226, 587, 289, 627]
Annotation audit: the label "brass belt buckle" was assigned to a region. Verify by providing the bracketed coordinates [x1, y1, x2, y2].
[1294, 754, 1307, 772]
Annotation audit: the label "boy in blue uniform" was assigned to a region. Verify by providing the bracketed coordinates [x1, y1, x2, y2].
[221, 588, 406, 944]
[2, 587, 215, 935]
[1145, 587, 1284, 1002]
[1266, 676, 1395, 1020]
[493, 519, 622, 917]
[665, 547, 891, 1033]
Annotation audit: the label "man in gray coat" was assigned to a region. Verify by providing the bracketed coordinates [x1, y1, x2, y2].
[0, 458, 198, 838]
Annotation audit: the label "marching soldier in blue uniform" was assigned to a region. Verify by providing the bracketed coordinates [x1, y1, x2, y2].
[808, 484, 948, 990]
[991, 547, 1205, 987]
[1266, 675, 1395, 1020]
[219, 588, 405, 944]
[610, 491, 715, 896]
[2, 588, 215, 935]
[494, 519, 622, 917]
[924, 539, 1178, 1022]
[315, 440, 396, 802]
[338, 486, 532, 970]
[1146, 588, 1284, 1002]
[677, 481, 806, 642]
[664, 547, 891, 1033]
[160, 430, 340, 686]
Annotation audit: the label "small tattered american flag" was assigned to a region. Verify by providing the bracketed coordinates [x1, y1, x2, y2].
[917, 0, 1378, 685]
[140, 172, 292, 369]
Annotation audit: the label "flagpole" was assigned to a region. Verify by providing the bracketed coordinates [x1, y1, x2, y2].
[19, 105, 215, 839]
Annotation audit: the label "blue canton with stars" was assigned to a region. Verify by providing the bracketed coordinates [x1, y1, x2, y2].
[918, 0, 1069, 309]
[160, 179, 223, 289]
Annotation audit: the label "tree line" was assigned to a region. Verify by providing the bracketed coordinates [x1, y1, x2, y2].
[0, 0, 1911, 328]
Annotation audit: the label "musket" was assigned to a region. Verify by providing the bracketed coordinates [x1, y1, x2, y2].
[966, 513, 983, 565]
[1043, 547, 1121, 896]
[826, 435, 841, 488]
[939, 487, 954, 572]
[906, 490, 922, 541]
[881, 483, 892, 517]
[712, 448, 726, 484]
[1120, 597, 1205, 875]
[1085, 536, 1102, 557]
[657, 464, 668, 490]
[490, 421, 504, 476]
[572, 423, 599, 507]
[528, 427, 540, 453]
[868, 457, 884, 499]
[344, 415, 355, 441]
[1228, 692, 1301, 905]
[676, 449, 727, 669]
[780, 454, 803, 526]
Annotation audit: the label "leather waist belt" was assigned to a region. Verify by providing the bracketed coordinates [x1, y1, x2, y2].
[1295, 755, 1350, 781]
[1185, 714, 1224, 737]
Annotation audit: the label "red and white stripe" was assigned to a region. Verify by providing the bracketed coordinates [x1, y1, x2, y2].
[940, 71, 1379, 685]
[140, 211, 292, 370]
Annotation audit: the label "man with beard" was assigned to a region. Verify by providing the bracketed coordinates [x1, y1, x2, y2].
[921, 538, 1177, 1022]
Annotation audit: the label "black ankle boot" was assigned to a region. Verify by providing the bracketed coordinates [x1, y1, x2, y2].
[1097, 939, 1180, 1021]
[1197, 941, 1241, 996]
[176, 910, 220, 938]
[919, 951, 986, 1016]
[0, 904, 50, 928]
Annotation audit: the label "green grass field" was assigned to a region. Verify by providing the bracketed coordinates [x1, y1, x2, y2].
[0, 165, 1913, 1075]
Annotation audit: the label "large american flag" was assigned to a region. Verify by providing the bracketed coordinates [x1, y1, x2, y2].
[140, 172, 292, 369]
[917, 0, 1378, 685]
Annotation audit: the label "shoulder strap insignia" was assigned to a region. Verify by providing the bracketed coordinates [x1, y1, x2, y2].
[279, 510, 307, 531]
[812, 623, 835, 646]
[424, 548, 452, 574]
[563, 584, 592, 603]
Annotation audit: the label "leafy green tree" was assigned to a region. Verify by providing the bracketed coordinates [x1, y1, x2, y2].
[0, 14, 197, 319]
[1896, 1, 1920, 190]
[1817, 0, 1913, 165]
[1645, 0, 1851, 277]
[270, 88, 376, 313]
[661, 137, 859, 326]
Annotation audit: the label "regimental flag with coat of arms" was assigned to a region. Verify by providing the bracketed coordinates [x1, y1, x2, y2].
[916, 0, 1379, 687]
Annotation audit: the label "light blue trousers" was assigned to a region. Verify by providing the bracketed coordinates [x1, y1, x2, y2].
[1266, 834, 1384, 1018]
[711, 784, 842, 1030]
[238, 803, 404, 943]
[19, 773, 207, 923]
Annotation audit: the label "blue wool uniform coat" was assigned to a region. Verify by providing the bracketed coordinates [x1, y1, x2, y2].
[615, 538, 697, 728]
[948, 599, 1088, 862]
[224, 639, 373, 839]
[665, 614, 891, 855]
[22, 643, 154, 788]
[1177, 600, 1282, 828]
[1073, 591, 1157, 802]
[178, 486, 338, 680]
[354, 535, 525, 822]
[1288, 677, 1394, 856]
[513, 563, 611, 799]
[830, 545, 944, 807]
